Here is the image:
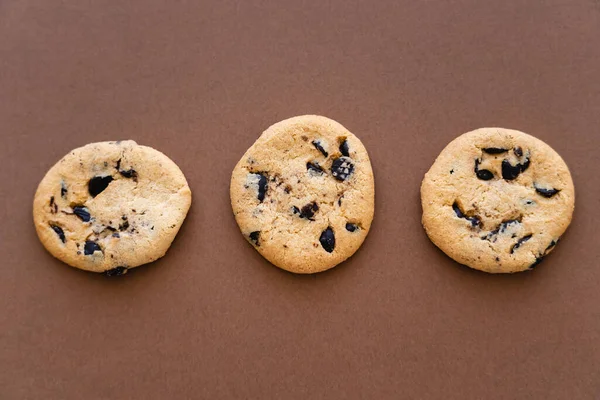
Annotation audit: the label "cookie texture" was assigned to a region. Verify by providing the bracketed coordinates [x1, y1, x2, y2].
[33, 140, 192, 274]
[230, 115, 375, 273]
[421, 128, 574, 273]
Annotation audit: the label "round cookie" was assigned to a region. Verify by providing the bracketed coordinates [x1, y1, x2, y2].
[230, 115, 375, 274]
[421, 128, 575, 273]
[33, 140, 192, 275]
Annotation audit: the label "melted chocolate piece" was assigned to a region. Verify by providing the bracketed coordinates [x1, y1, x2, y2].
[312, 140, 328, 157]
[319, 227, 335, 253]
[50, 225, 66, 243]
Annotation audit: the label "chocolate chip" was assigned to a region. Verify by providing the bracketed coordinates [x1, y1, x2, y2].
[499, 219, 520, 232]
[346, 223, 358, 232]
[339, 140, 350, 157]
[534, 185, 560, 198]
[256, 174, 268, 202]
[476, 169, 493, 180]
[50, 225, 65, 243]
[312, 140, 328, 157]
[529, 257, 544, 269]
[514, 147, 523, 157]
[293, 202, 319, 220]
[84, 241, 102, 255]
[501, 160, 521, 180]
[520, 158, 530, 172]
[284, 185, 291, 194]
[331, 157, 354, 181]
[249, 231, 260, 246]
[483, 219, 521, 241]
[105, 266, 127, 276]
[546, 240, 557, 251]
[452, 202, 465, 218]
[474, 159, 493, 180]
[119, 220, 130, 231]
[73, 206, 91, 222]
[119, 169, 138, 180]
[60, 183, 67, 198]
[307, 162, 325, 175]
[49, 196, 57, 213]
[467, 216, 481, 228]
[112, 232, 120, 238]
[319, 227, 335, 253]
[483, 148, 508, 154]
[510, 234, 532, 254]
[452, 202, 481, 228]
[88, 176, 114, 197]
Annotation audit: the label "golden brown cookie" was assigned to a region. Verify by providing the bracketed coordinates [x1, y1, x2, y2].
[33, 140, 191, 275]
[230, 115, 375, 273]
[421, 128, 574, 273]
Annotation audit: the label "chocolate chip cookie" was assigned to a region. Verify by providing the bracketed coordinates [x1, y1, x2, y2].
[33, 140, 192, 275]
[421, 128, 575, 273]
[230, 115, 375, 273]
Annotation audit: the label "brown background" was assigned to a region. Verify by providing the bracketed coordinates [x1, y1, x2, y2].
[1, 1, 599, 399]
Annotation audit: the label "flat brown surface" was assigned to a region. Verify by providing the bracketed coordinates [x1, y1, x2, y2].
[1, 1, 599, 399]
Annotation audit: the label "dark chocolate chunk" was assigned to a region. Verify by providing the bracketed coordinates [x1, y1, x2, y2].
[345, 223, 358, 232]
[112, 232, 120, 238]
[119, 220, 130, 231]
[256, 173, 268, 202]
[312, 140, 328, 157]
[73, 206, 91, 222]
[510, 234, 532, 254]
[514, 147, 523, 157]
[484, 219, 520, 240]
[249, 231, 260, 246]
[452, 202, 465, 219]
[105, 266, 127, 276]
[331, 157, 354, 181]
[483, 148, 508, 154]
[319, 227, 335, 253]
[474, 159, 493, 180]
[50, 225, 66, 243]
[60, 182, 67, 198]
[452, 202, 481, 228]
[293, 202, 319, 220]
[501, 160, 521, 180]
[476, 169, 494, 180]
[520, 158, 530, 173]
[84, 241, 102, 255]
[534, 185, 560, 198]
[529, 257, 544, 269]
[49, 196, 57, 213]
[546, 240, 557, 251]
[466, 216, 481, 228]
[88, 176, 114, 197]
[119, 169, 138, 180]
[306, 162, 325, 174]
[339, 140, 350, 157]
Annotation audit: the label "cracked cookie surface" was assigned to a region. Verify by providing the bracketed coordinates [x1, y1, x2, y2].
[33, 140, 192, 274]
[421, 128, 574, 273]
[230, 115, 375, 274]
